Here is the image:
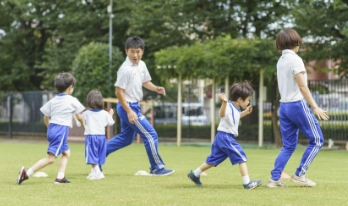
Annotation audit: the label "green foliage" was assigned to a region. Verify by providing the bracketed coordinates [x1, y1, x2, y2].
[155, 36, 279, 83]
[72, 42, 124, 104]
[292, 0, 348, 76]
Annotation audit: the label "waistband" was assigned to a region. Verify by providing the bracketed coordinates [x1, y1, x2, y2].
[217, 131, 235, 138]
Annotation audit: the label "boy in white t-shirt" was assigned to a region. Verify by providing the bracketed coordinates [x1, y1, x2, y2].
[17, 72, 85, 184]
[187, 81, 262, 190]
[76, 90, 115, 180]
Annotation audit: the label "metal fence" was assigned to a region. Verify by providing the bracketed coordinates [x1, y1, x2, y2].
[0, 79, 347, 143]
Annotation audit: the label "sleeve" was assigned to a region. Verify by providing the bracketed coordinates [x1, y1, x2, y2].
[40, 101, 51, 117]
[72, 98, 85, 114]
[115, 68, 129, 89]
[142, 62, 152, 83]
[292, 57, 306, 75]
[105, 111, 115, 126]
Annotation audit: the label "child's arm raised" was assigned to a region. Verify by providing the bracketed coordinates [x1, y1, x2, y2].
[218, 93, 228, 117]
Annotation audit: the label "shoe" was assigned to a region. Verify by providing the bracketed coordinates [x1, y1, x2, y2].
[17, 166, 29, 185]
[87, 171, 95, 179]
[244, 179, 262, 190]
[290, 174, 316, 187]
[187, 171, 202, 187]
[150, 168, 175, 176]
[266, 178, 287, 188]
[88, 172, 105, 180]
[54, 177, 71, 184]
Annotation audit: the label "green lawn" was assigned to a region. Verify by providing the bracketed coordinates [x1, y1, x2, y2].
[1, 140, 347, 206]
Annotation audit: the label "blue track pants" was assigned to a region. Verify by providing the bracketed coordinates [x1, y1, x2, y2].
[271, 99, 324, 180]
[106, 102, 165, 171]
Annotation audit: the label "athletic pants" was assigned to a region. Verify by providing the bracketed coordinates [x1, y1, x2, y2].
[271, 99, 324, 180]
[106, 102, 165, 171]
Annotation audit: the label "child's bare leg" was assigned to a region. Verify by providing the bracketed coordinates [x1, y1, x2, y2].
[26, 153, 56, 176]
[193, 162, 214, 176]
[57, 150, 70, 178]
[239, 162, 251, 184]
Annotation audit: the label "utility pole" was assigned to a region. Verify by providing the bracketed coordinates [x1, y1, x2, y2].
[107, 0, 114, 91]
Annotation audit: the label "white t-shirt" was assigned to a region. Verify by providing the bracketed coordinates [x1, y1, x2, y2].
[115, 57, 152, 102]
[217, 102, 241, 136]
[82, 110, 115, 135]
[40, 94, 85, 128]
[277, 49, 307, 102]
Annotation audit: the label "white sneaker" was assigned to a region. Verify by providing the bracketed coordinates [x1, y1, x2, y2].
[266, 178, 287, 188]
[87, 171, 95, 179]
[290, 174, 316, 187]
[88, 172, 105, 180]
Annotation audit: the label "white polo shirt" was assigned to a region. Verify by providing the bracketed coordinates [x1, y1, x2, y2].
[82, 110, 115, 135]
[40, 94, 85, 128]
[115, 57, 151, 102]
[217, 102, 241, 136]
[277, 49, 307, 102]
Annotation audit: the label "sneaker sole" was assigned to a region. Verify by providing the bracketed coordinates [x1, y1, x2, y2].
[17, 166, 25, 185]
[246, 182, 262, 190]
[187, 175, 202, 187]
[150, 170, 175, 176]
[266, 183, 287, 188]
[290, 178, 316, 187]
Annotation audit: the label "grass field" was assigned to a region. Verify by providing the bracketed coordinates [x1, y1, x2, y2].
[1, 139, 347, 206]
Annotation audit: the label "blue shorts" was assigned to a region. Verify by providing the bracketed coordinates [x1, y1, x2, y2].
[206, 131, 247, 166]
[85, 135, 107, 165]
[47, 123, 69, 157]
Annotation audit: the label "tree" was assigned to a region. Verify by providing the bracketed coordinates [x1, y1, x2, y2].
[292, 0, 348, 76]
[72, 42, 124, 104]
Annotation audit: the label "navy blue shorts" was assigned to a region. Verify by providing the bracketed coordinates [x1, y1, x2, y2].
[206, 131, 247, 166]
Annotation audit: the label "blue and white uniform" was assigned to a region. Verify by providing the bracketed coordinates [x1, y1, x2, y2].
[270, 49, 324, 181]
[40, 94, 85, 157]
[106, 57, 166, 171]
[83, 110, 115, 165]
[206, 101, 247, 166]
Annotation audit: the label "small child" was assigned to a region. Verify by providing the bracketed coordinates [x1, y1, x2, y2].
[17, 72, 85, 184]
[187, 81, 262, 190]
[76, 90, 115, 180]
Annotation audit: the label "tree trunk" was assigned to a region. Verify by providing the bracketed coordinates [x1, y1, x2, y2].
[271, 83, 282, 147]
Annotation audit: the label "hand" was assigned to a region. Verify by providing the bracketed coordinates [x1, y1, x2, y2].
[108, 108, 114, 116]
[218, 93, 228, 102]
[156, 86, 166, 96]
[245, 105, 253, 114]
[313, 107, 329, 120]
[75, 119, 81, 127]
[127, 110, 138, 124]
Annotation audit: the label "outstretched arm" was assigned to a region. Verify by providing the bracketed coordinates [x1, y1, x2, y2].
[143, 81, 166, 96]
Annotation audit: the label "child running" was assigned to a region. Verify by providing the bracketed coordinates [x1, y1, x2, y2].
[17, 72, 85, 184]
[76, 90, 115, 180]
[187, 81, 262, 190]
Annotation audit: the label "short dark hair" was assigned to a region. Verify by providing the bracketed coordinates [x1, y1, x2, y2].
[86, 90, 104, 110]
[229, 81, 254, 101]
[125, 36, 145, 50]
[54, 72, 76, 93]
[276, 28, 303, 50]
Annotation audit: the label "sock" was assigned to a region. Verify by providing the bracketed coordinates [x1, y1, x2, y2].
[57, 172, 64, 179]
[26, 168, 34, 177]
[193, 168, 202, 177]
[93, 166, 101, 174]
[242, 175, 250, 184]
